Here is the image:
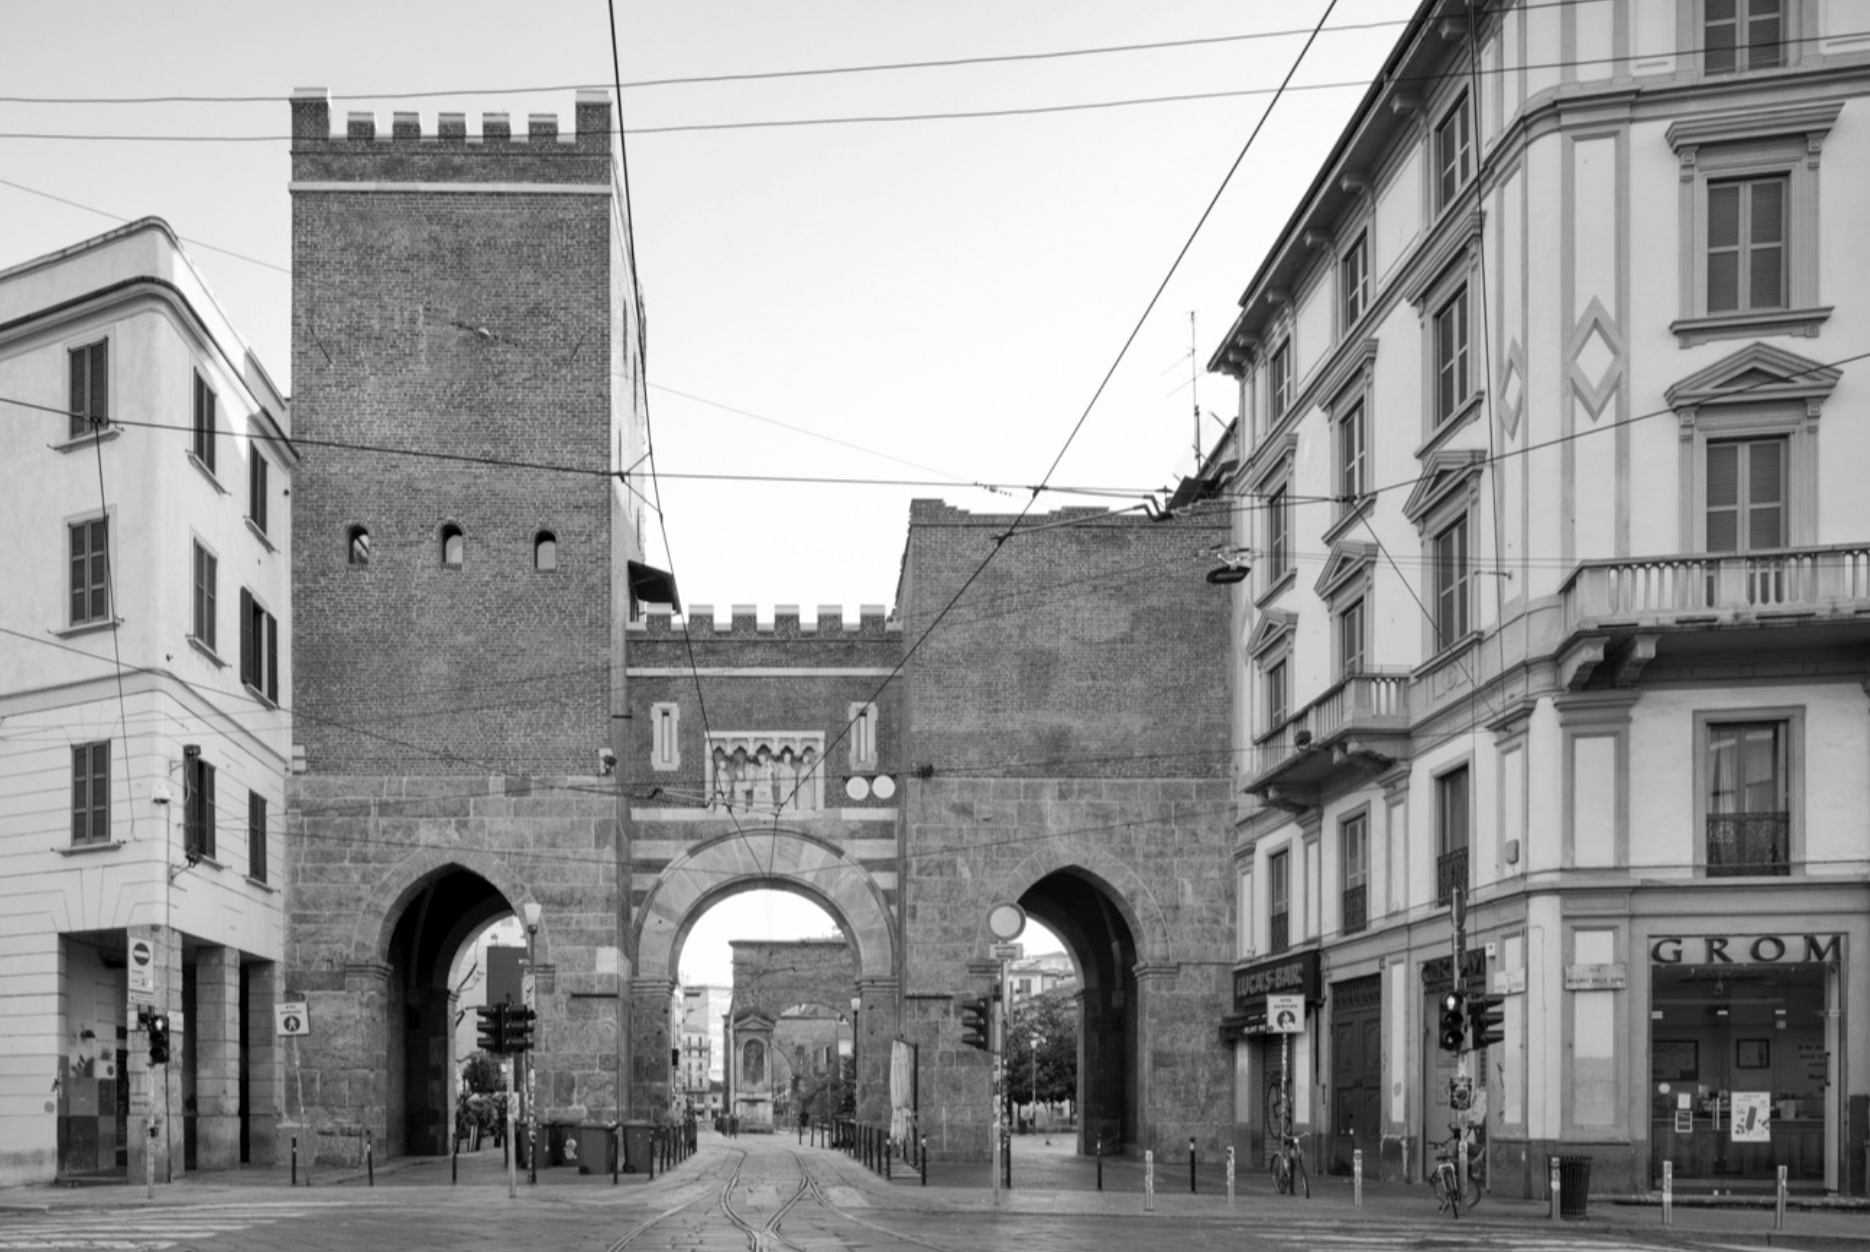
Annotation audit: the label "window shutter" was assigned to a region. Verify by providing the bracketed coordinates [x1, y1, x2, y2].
[69, 349, 87, 435]
[90, 520, 109, 621]
[239, 588, 255, 686]
[71, 747, 88, 842]
[1706, 442, 1740, 552]
[1747, 0, 1784, 69]
[1746, 439, 1785, 550]
[90, 342, 107, 420]
[1707, 184, 1741, 312]
[266, 612, 280, 703]
[202, 762, 217, 859]
[1747, 179, 1785, 310]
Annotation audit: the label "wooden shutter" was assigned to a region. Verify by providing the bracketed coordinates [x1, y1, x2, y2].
[89, 342, 107, 420]
[1705, 0, 1738, 72]
[1747, 179, 1785, 310]
[69, 348, 87, 436]
[266, 612, 280, 703]
[1746, 438, 1785, 550]
[239, 588, 255, 687]
[1706, 442, 1740, 552]
[1707, 183, 1741, 312]
[201, 762, 217, 859]
[1746, 0, 1784, 69]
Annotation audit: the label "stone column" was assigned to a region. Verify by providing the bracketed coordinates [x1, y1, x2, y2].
[1133, 962, 1178, 1153]
[854, 977, 899, 1126]
[341, 961, 391, 1154]
[627, 978, 675, 1118]
[244, 961, 282, 1165]
[193, 946, 241, 1169]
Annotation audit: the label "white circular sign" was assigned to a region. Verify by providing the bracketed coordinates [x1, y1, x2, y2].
[871, 775, 896, 800]
[845, 776, 871, 801]
[986, 901, 1026, 941]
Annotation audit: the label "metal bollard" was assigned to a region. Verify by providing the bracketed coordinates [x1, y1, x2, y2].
[1226, 1145, 1235, 1204]
[885, 1137, 892, 1181]
[1775, 1165, 1787, 1230]
[613, 1126, 620, 1186]
[1003, 1128, 1011, 1190]
[1096, 1136, 1104, 1192]
[920, 1134, 928, 1186]
[1662, 1160, 1672, 1225]
[366, 1129, 374, 1186]
[452, 1133, 458, 1186]
[1189, 1136, 1197, 1193]
[647, 1128, 656, 1181]
[291, 1135, 298, 1188]
[1353, 1148, 1363, 1208]
[1144, 1149, 1155, 1212]
[1549, 1156, 1561, 1221]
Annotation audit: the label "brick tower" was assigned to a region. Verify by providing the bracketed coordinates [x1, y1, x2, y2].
[285, 90, 645, 1156]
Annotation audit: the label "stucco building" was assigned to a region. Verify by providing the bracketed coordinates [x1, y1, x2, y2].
[1208, 0, 1870, 1197]
[0, 220, 293, 1184]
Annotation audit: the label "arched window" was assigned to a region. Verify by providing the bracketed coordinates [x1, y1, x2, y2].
[441, 524, 464, 569]
[347, 525, 370, 566]
[534, 530, 558, 571]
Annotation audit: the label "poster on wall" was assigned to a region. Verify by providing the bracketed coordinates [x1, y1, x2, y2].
[1731, 1092, 1772, 1142]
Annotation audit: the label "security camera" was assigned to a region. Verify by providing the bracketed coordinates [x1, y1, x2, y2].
[598, 747, 618, 776]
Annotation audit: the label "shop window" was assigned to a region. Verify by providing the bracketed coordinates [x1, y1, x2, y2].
[1268, 849, 1290, 954]
[1436, 765, 1470, 905]
[1705, 720, 1790, 875]
[1341, 811, 1368, 935]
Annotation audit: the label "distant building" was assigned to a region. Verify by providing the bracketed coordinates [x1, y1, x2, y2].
[0, 219, 293, 1184]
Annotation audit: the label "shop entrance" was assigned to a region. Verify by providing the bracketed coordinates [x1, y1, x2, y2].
[1330, 975, 1381, 1175]
[1650, 959, 1835, 1191]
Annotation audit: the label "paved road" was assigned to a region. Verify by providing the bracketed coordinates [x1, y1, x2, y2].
[0, 1133, 1852, 1252]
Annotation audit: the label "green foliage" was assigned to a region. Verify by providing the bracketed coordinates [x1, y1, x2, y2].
[462, 1051, 507, 1095]
[1005, 990, 1077, 1106]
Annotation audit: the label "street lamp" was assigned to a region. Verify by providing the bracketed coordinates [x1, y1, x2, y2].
[849, 994, 861, 1124]
[522, 902, 543, 1185]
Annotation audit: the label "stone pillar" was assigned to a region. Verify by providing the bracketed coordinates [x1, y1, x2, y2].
[627, 978, 675, 1118]
[341, 962, 391, 1154]
[193, 946, 241, 1169]
[1132, 962, 1178, 1153]
[244, 961, 282, 1165]
[854, 977, 899, 1126]
[126, 924, 182, 1184]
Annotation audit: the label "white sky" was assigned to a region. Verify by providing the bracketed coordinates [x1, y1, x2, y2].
[0, 0, 1416, 614]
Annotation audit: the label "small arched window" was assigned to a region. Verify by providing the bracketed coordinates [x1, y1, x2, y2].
[534, 530, 558, 571]
[347, 525, 370, 566]
[441, 524, 464, 569]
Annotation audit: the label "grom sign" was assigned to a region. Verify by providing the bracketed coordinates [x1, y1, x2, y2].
[1650, 934, 1842, 966]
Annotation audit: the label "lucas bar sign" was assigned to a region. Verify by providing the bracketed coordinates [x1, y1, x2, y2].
[274, 1002, 311, 1037]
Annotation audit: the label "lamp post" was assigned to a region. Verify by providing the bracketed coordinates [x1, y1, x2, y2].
[522, 901, 543, 1185]
[849, 994, 861, 1128]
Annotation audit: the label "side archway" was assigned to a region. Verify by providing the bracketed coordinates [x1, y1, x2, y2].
[348, 845, 540, 968]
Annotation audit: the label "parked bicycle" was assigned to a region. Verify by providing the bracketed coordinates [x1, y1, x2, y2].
[1428, 1122, 1483, 1217]
[1270, 1128, 1309, 1198]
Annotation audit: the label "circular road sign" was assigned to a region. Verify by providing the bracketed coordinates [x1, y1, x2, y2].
[986, 901, 1027, 941]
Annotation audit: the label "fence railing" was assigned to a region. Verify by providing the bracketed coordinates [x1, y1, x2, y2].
[1563, 545, 1870, 632]
[1706, 812, 1791, 877]
[1436, 848, 1469, 906]
[1341, 884, 1368, 935]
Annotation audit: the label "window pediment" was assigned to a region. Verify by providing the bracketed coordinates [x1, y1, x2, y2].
[1314, 540, 1378, 601]
[1401, 449, 1487, 527]
[1404, 209, 1484, 308]
[1664, 340, 1839, 414]
[1665, 100, 1842, 158]
[1246, 432, 1299, 492]
[1246, 609, 1297, 660]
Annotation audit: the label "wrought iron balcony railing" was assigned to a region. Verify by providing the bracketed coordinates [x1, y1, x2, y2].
[1706, 812, 1791, 877]
[1269, 911, 1290, 955]
[1436, 847, 1469, 906]
[1341, 883, 1368, 935]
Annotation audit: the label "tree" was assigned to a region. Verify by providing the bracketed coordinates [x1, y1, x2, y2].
[1005, 990, 1077, 1107]
[461, 1051, 507, 1095]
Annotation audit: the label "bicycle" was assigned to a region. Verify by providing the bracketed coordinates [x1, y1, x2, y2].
[1428, 1122, 1482, 1217]
[1269, 1129, 1309, 1198]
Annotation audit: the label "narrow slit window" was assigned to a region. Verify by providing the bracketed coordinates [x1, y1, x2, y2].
[534, 530, 558, 571]
[347, 526, 371, 566]
[441, 524, 464, 569]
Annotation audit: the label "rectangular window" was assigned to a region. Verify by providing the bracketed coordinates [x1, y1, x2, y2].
[1339, 233, 1368, 330]
[72, 741, 110, 844]
[1707, 721, 1789, 875]
[184, 753, 216, 861]
[192, 371, 216, 473]
[1266, 484, 1290, 583]
[192, 541, 218, 650]
[1269, 849, 1290, 954]
[1433, 515, 1471, 649]
[1435, 94, 1473, 210]
[1337, 400, 1367, 509]
[1436, 765, 1470, 904]
[1338, 599, 1366, 677]
[1705, 0, 1784, 73]
[68, 340, 108, 439]
[1265, 659, 1288, 730]
[247, 790, 268, 883]
[1268, 341, 1292, 421]
[651, 702, 681, 771]
[1707, 176, 1786, 314]
[848, 702, 879, 772]
[1434, 287, 1470, 424]
[69, 517, 111, 627]
[1706, 437, 1785, 553]
[238, 588, 279, 702]
[1342, 812, 1369, 935]
[249, 451, 269, 534]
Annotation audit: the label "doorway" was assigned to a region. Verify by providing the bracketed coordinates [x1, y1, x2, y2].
[1330, 975, 1381, 1175]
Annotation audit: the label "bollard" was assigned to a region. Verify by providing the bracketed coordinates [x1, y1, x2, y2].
[1189, 1136, 1197, 1193]
[1353, 1148, 1363, 1208]
[1549, 1156, 1561, 1221]
[920, 1135, 928, 1187]
[1775, 1165, 1787, 1230]
[1226, 1145, 1236, 1205]
[613, 1126, 620, 1186]
[647, 1128, 656, 1181]
[1003, 1128, 1012, 1190]
[1144, 1149, 1156, 1212]
[1096, 1135, 1104, 1192]
[366, 1129, 374, 1186]
[1662, 1160, 1672, 1225]
[291, 1135, 298, 1188]
[452, 1133, 458, 1186]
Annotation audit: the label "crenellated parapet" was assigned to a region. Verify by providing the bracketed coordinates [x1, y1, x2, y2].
[289, 88, 613, 184]
[627, 603, 900, 637]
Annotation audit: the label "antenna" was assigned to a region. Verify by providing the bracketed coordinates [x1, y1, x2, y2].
[1189, 311, 1201, 470]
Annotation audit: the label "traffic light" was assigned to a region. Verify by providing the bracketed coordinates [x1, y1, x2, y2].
[475, 1003, 508, 1054]
[1437, 991, 1467, 1053]
[147, 1013, 171, 1065]
[505, 1006, 535, 1055]
[1467, 993, 1506, 1050]
[959, 995, 992, 1052]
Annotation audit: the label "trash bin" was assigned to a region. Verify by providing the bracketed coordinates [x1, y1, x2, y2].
[1558, 1155, 1592, 1219]
[576, 1121, 618, 1175]
[547, 1121, 573, 1167]
[622, 1121, 655, 1174]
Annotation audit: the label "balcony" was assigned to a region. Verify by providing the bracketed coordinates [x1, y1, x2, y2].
[1706, 812, 1791, 878]
[1436, 847, 1468, 906]
[1564, 546, 1870, 633]
[1269, 911, 1290, 955]
[1247, 671, 1413, 809]
[1341, 883, 1367, 936]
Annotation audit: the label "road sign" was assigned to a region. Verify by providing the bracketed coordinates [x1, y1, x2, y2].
[275, 1001, 311, 1037]
[986, 901, 1027, 941]
[1267, 994, 1305, 1033]
[128, 938, 155, 995]
[990, 942, 1023, 961]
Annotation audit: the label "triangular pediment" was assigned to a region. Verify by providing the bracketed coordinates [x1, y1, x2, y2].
[1665, 341, 1840, 411]
[1401, 449, 1487, 526]
[1315, 540, 1378, 600]
[1245, 609, 1297, 659]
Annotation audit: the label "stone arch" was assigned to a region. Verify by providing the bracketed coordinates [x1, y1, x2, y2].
[984, 840, 1170, 962]
[349, 845, 541, 967]
[633, 828, 894, 983]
